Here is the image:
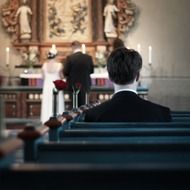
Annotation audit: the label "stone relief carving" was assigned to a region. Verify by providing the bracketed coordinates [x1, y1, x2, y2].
[1, 0, 19, 42]
[45, 0, 91, 42]
[117, 0, 136, 34]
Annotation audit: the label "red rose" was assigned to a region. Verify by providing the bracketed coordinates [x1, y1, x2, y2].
[72, 82, 82, 93]
[75, 82, 81, 89]
[53, 80, 68, 90]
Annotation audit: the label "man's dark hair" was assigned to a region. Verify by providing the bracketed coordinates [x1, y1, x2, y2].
[107, 47, 142, 85]
[71, 40, 81, 49]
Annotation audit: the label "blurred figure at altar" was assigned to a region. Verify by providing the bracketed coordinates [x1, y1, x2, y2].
[64, 41, 94, 107]
[107, 37, 126, 55]
[112, 37, 125, 50]
[40, 45, 65, 123]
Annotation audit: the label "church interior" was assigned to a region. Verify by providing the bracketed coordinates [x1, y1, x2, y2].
[0, 0, 190, 189]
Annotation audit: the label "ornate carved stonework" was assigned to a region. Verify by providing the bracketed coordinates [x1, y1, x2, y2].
[1, 0, 34, 43]
[1, 0, 19, 42]
[117, 0, 136, 35]
[103, 0, 137, 40]
[44, 0, 92, 42]
[1, 0, 138, 64]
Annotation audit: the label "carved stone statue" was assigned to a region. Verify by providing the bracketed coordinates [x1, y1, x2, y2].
[15, 0, 32, 41]
[103, 0, 119, 39]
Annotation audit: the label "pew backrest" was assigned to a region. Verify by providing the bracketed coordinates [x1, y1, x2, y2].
[1, 163, 190, 190]
[68, 121, 190, 129]
[36, 139, 190, 164]
[59, 128, 190, 141]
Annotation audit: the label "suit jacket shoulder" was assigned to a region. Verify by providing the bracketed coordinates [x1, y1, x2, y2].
[84, 91, 171, 122]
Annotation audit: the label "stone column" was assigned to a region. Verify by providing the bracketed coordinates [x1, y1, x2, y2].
[96, 0, 105, 42]
[30, 0, 38, 42]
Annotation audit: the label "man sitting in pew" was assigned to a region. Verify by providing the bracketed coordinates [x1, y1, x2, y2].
[84, 48, 171, 122]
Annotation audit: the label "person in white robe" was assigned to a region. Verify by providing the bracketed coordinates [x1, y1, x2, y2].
[40, 45, 65, 123]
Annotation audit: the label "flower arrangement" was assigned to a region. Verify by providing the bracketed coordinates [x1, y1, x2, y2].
[95, 46, 107, 68]
[21, 47, 39, 68]
[53, 79, 68, 91]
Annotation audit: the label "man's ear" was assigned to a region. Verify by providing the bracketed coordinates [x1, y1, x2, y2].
[136, 71, 140, 81]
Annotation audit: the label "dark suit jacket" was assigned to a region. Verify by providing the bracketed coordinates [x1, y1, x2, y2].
[64, 51, 94, 92]
[84, 91, 171, 122]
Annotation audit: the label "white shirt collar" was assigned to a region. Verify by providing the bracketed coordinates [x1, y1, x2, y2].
[114, 88, 137, 95]
[113, 83, 138, 95]
[73, 48, 82, 53]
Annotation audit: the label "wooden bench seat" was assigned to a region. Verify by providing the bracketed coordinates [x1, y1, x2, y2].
[172, 117, 190, 122]
[1, 163, 190, 190]
[18, 121, 190, 162]
[68, 121, 190, 129]
[59, 128, 190, 142]
[171, 111, 190, 117]
[57, 111, 190, 130]
[0, 138, 23, 168]
[36, 140, 190, 164]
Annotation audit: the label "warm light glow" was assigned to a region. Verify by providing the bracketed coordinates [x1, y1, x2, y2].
[6, 47, 10, 52]
[82, 44, 86, 54]
[52, 44, 56, 49]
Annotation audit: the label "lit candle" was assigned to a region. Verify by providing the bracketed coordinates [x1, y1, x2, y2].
[52, 44, 56, 49]
[137, 43, 141, 53]
[81, 44, 86, 54]
[148, 45, 152, 64]
[6, 47, 10, 66]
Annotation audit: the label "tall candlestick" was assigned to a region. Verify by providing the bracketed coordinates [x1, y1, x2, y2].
[6, 47, 10, 66]
[52, 44, 56, 49]
[137, 43, 141, 53]
[148, 45, 152, 64]
[81, 44, 86, 54]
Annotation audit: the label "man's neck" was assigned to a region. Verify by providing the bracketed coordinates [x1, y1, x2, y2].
[114, 82, 138, 94]
[73, 48, 81, 54]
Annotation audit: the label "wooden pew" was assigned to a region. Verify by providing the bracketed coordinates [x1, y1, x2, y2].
[43, 110, 190, 136]
[43, 108, 190, 142]
[0, 138, 23, 168]
[68, 121, 190, 129]
[172, 117, 190, 122]
[36, 139, 190, 164]
[171, 111, 190, 117]
[18, 125, 49, 161]
[18, 118, 190, 162]
[17, 123, 190, 162]
[1, 163, 190, 190]
[171, 111, 190, 122]
[60, 127, 190, 141]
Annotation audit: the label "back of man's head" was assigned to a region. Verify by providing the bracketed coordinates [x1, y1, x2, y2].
[71, 41, 81, 51]
[107, 47, 142, 85]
